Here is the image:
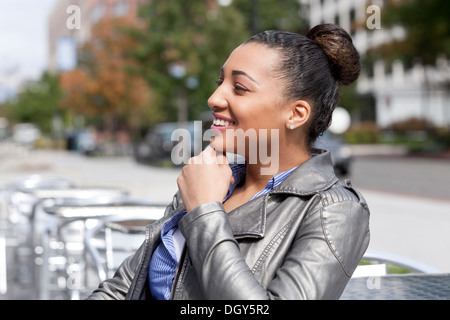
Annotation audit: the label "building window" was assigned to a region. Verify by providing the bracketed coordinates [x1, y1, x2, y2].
[91, 2, 105, 23]
[114, 1, 129, 17]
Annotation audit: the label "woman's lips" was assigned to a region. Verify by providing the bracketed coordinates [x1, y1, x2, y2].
[211, 114, 236, 130]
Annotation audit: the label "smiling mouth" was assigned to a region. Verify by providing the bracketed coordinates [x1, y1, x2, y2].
[211, 115, 236, 129]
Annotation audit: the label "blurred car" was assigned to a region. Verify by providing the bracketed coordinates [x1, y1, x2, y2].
[12, 123, 41, 148]
[313, 130, 353, 175]
[76, 130, 97, 155]
[133, 121, 203, 165]
[66, 129, 97, 156]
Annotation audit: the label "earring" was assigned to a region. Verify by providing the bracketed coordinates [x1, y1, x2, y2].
[289, 124, 295, 130]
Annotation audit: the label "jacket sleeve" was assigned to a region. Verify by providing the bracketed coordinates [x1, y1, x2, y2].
[86, 241, 147, 300]
[268, 197, 371, 299]
[178, 196, 370, 300]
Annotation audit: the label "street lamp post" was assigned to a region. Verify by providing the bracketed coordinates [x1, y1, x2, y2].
[168, 62, 188, 128]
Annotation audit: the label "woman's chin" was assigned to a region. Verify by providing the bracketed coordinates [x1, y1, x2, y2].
[209, 137, 225, 152]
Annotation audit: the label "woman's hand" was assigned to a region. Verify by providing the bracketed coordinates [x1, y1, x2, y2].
[177, 146, 234, 212]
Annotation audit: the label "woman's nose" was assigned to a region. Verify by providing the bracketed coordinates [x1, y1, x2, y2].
[207, 86, 228, 111]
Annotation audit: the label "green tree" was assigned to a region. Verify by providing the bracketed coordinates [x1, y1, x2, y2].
[233, 0, 308, 34]
[59, 17, 152, 136]
[368, 0, 450, 67]
[3, 72, 63, 134]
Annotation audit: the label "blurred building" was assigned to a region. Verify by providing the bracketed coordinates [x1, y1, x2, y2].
[300, 0, 450, 129]
[48, 0, 145, 73]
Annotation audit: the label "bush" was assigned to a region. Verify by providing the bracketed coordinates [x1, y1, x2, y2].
[343, 121, 381, 144]
[390, 117, 434, 133]
[386, 117, 450, 153]
[435, 128, 450, 150]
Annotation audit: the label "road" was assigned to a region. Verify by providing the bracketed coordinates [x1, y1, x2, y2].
[1, 142, 449, 272]
[349, 154, 450, 201]
[346, 154, 450, 273]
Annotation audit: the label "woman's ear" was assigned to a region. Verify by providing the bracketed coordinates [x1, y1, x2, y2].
[286, 100, 311, 130]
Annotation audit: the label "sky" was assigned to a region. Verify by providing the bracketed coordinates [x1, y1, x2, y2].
[0, 0, 58, 102]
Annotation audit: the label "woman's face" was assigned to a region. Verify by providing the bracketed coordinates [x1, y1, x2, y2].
[208, 42, 289, 157]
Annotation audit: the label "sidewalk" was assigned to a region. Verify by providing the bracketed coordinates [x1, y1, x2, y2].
[361, 188, 450, 273]
[0, 142, 181, 204]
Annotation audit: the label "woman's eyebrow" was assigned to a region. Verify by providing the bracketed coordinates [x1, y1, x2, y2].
[220, 67, 259, 85]
[231, 70, 259, 84]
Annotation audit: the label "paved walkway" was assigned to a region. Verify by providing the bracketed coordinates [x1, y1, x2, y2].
[361, 189, 450, 272]
[0, 142, 181, 204]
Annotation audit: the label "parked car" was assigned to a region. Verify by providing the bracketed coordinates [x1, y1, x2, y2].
[66, 129, 97, 156]
[133, 121, 204, 165]
[12, 123, 41, 148]
[313, 130, 353, 175]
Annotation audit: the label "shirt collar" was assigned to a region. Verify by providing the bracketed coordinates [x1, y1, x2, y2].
[224, 162, 298, 201]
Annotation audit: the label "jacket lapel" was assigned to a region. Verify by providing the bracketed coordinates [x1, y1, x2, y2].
[225, 151, 338, 240]
[227, 196, 267, 239]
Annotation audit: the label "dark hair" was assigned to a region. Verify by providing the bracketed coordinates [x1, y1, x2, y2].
[243, 23, 361, 147]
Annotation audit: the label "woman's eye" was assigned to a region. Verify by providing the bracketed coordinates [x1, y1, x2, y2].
[215, 80, 248, 93]
[234, 84, 248, 92]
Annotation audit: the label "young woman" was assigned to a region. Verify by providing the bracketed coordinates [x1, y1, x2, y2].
[88, 23, 370, 300]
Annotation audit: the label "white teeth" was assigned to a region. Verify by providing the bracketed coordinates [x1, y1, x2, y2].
[214, 118, 233, 127]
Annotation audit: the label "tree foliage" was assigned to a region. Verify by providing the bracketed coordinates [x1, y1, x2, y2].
[59, 17, 152, 133]
[2, 72, 63, 133]
[233, 0, 308, 34]
[368, 0, 450, 67]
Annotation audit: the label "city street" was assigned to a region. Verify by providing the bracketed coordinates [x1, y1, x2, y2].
[1, 141, 450, 274]
[348, 153, 450, 273]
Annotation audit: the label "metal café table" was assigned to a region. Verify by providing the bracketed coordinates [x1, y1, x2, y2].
[21, 187, 129, 299]
[341, 273, 450, 300]
[36, 195, 166, 299]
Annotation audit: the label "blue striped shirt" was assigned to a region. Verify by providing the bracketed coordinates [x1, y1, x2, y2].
[148, 163, 298, 300]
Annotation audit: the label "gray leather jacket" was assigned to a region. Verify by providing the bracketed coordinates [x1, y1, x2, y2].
[87, 150, 370, 300]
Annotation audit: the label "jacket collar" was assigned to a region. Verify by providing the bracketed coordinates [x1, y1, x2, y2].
[227, 150, 338, 239]
[270, 149, 338, 196]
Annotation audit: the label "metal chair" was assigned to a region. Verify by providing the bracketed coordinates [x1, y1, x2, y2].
[82, 206, 166, 296]
[0, 187, 8, 296]
[38, 196, 166, 299]
[1, 179, 128, 299]
[24, 190, 130, 300]
[0, 174, 75, 298]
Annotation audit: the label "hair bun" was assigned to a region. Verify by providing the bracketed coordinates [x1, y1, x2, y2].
[307, 23, 361, 86]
